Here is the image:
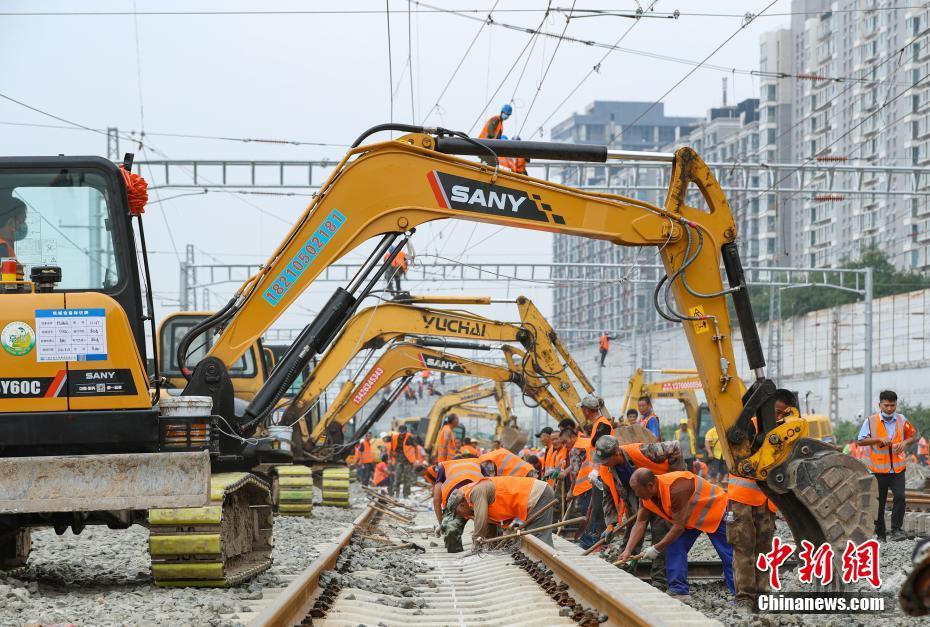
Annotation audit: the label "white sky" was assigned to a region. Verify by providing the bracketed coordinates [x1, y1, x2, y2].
[0, 0, 792, 331]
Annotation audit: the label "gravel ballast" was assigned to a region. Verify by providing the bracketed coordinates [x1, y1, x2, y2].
[0, 482, 366, 627]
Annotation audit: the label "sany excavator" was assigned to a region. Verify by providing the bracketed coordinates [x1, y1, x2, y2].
[301, 342, 569, 462]
[621, 367, 712, 442]
[0, 127, 873, 588]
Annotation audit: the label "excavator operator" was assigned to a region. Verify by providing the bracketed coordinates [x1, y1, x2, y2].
[0, 195, 27, 258]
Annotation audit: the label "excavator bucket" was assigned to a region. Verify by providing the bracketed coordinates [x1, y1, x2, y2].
[762, 438, 876, 552]
[500, 427, 528, 454]
[900, 537, 930, 616]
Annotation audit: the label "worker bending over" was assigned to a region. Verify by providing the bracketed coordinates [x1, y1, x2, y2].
[618, 468, 734, 601]
[447, 476, 556, 547]
[479, 447, 537, 478]
[419, 458, 488, 553]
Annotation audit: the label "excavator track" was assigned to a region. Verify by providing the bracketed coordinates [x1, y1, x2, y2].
[147, 472, 273, 587]
[321, 466, 351, 508]
[271, 466, 314, 517]
[765, 438, 877, 551]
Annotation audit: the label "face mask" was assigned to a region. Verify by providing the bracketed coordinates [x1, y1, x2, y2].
[501, 113, 510, 120]
[881, 411, 895, 419]
[13, 223, 27, 241]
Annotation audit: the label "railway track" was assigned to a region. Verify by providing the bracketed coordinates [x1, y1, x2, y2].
[234, 487, 719, 627]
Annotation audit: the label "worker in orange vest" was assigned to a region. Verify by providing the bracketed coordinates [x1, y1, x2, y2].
[354, 432, 376, 486]
[479, 447, 537, 478]
[637, 396, 661, 440]
[458, 437, 480, 458]
[437, 414, 459, 462]
[857, 389, 918, 541]
[447, 475, 556, 546]
[479, 103, 511, 139]
[591, 435, 687, 589]
[918, 435, 929, 466]
[384, 241, 410, 293]
[0, 196, 27, 259]
[418, 458, 487, 523]
[598, 331, 611, 366]
[390, 425, 419, 498]
[372, 454, 393, 490]
[574, 394, 614, 548]
[618, 468, 734, 599]
[543, 431, 568, 486]
[692, 458, 708, 478]
[725, 389, 791, 608]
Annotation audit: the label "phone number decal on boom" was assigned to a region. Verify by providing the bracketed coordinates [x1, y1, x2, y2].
[263, 209, 347, 306]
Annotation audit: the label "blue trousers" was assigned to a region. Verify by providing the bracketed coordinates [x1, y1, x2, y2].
[665, 518, 735, 595]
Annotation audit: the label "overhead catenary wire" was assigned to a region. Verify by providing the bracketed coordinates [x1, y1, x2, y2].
[386, 0, 395, 127]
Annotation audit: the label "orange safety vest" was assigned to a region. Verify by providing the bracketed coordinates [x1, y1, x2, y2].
[382, 440, 394, 463]
[422, 464, 439, 484]
[693, 459, 708, 478]
[479, 449, 534, 477]
[356, 439, 374, 464]
[512, 157, 527, 174]
[620, 443, 671, 474]
[639, 411, 660, 434]
[438, 425, 457, 462]
[591, 415, 615, 439]
[571, 435, 594, 496]
[462, 476, 535, 525]
[439, 459, 484, 508]
[726, 474, 778, 513]
[394, 433, 418, 464]
[867, 413, 908, 474]
[641, 471, 728, 533]
[459, 444, 480, 458]
[373, 462, 391, 485]
[479, 115, 504, 139]
[919, 437, 929, 456]
[599, 334, 609, 351]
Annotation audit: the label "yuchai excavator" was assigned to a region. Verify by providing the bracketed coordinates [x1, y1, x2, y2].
[302, 342, 570, 462]
[0, 126, 873, 588]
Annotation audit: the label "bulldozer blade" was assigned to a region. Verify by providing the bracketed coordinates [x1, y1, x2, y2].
[0, 451, 211, 513]
[763, 437, 876, 552]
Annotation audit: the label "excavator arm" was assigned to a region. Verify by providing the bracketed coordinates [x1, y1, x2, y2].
[188, 129, 872, 550]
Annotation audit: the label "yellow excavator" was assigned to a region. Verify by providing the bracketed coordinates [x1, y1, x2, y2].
[0, 127, 873, 588]
[621, 368, 712, 442]
[421, 382, 524, 455]
[302, 342, 570, 462]
[280, 294, 596, 434]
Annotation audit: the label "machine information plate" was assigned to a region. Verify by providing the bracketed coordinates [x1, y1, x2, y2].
[35, 308, 108, 362]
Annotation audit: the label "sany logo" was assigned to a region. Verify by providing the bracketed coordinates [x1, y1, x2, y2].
[449, 186, 526, 212]
[352, 367, 385, 405]
[426, 170, 564, 224]
[418, 353, 465, 373]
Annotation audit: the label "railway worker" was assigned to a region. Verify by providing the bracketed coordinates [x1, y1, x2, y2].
[858, 389, 918, 541]
[384, 241, 409, 293]
[491, 439, 502, 451]
[919, 435, 929, 466]
[0, 195, 27, 258]
[578, 394, 613, 445]
[726, 389, 796, 609]
[563, 423, 604, 549]
[447, 475, 557, 547]
[637, 396, 661, 440]
[458, 437, 480, 458]
[544, 431, 567, 486]
[625, 408, 639, 426]
[419, 458, 488, 552]
[704, 425, 726, 483]
[479, 447, 537, 478]
[617, 468, 734, 601]
[437, 414, 459, 462]
[479, 103, 511, 140]
[536, 426, 553, 452]
[372, 455, 393, 490]
[674, 418, 696, 471]
[592, 435, 686, 589]
[381, 433, 394, 464]
[354, 432, 376, 486]
[391, 425, 418, 498]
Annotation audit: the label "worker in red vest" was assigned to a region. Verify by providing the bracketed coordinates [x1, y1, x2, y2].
[354, 432, 376, 486]
[0, 196, 27, 259]
[447, 475, 556, 546]
[479, 103, 511, 139]
[618, 468, 734, 600]
[857, 389, 918, 541]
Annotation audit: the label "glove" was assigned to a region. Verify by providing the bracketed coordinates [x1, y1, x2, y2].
[509, 518, 525, 530]
[642, 545, 660, 560]
[433, 523, 442, 537]
[599, 526, 614, 542]
[588, 468, 604, 491]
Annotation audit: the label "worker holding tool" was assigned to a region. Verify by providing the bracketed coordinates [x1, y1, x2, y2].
[617, 468, 734, 601]
[726, 389, 795, 609]
[390, 425, 419, 498]
[446, 475, 557, 547]
[479, 103, 512, 139]
[419, 457, 487, 553]
[543, 431, 567, 487]
[479, 447, 537, 478]
[354, 432, 376, 486]
[857, 389, 918, 542]
[437, 414, 459, 462]
[573, 394, 613, 548]
[592, 435, 686, 590]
